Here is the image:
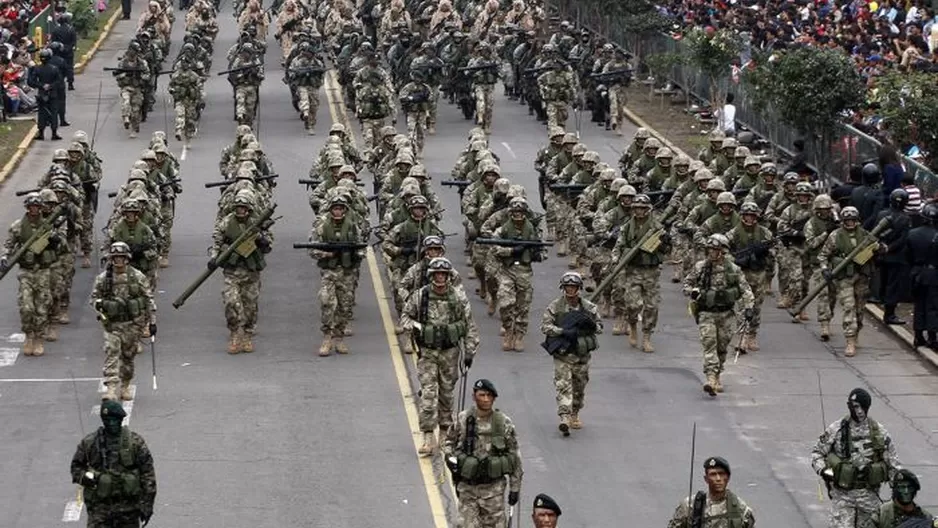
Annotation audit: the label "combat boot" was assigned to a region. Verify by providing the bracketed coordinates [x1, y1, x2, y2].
[501, 333, 513, 351]
[319, 336, 333, 357]
[44, 325, 58, 342]
[746, 335, 760, 352]
[798, 310, 809, 321]
[32, 338, 44, 356]
[611, 318, 625, 335]
[486, 296, 496, 316]
[22, 334, 34, 356]
[714, 374, 724, 393]
[558, 415, 570, 437]
[241, 335, 255, 353]
[671, 269, 681, 283]
[820, 322, 831, 341]
[103, 382, 118, 401]
[703, 373, 718, 396]
[57, 311, 70, 324]
[227, 331, 240, 354]
[344, 325, 354, 337]
[628, 322, 638, 348]
[844, 336, 857, 357]
[512, 333, 525, 352]
[776, 294, 790, 309]
[334, 338, 349, 354]
[418, 432, 436, 456]
[159, 256, 169, 268]
[642, 334, 655, 353]
[81, 255, 92, 268]
[570, 413, 583, 429]
[557, 240, 567, 257]
[120, 380, 134, 401]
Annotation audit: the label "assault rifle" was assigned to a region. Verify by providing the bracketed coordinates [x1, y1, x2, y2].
[441, 180, 472, 197]
[400, 90, 430, 104]
[216, 63, 262, 76]
[474, 238, 554, 248]
[590, 227, 666, 301]
[523, 64, 557, 78]
[172, 206, 278, 309]
[15, 187, 42, 197]
[204, 174, 279, 188]
[298, 178, 365, 187]
[107, 178, 181, 199]
[458, 62, 498, 74]
[589, 69, 633, 81]
[104, 67, 147, 74]
[292, 242, 369, 251]
[549, 183, 589, 198]
[286, 66, 326, 76]
[0, 207, 65, 282]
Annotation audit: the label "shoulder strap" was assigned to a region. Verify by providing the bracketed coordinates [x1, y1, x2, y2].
[690, 490, 707, 528]
[869, 419, 885, 459]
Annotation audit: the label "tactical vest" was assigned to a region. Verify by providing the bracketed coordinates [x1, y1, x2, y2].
[825, 417, 888, 491]
[831, 228, 868, 278]
[86, 427, 142, 504]
[114, 221, 152, 272]
[414, 286, 468, 350]
[498, 219, 537, 266]
[543, 71, 573, 101]
[623, 219, 662, 267]
[706, 212, 740, 236]
[732, 226, 770, 271]
[397, 219, 438, 268]
[456, 409, 517, 484]
[877, 502, 931, 528]
[222, 216, 266, 272]
[358, 79, 391, 119]
[691, 491, 746, 528]
[17, 216, 57, 270]
[552, 303, 598, 355]
[318, 218, 360, 270]
[697, 261, 743, 312]
[98, 269, 149, 323]
[805, 216, 837, 262]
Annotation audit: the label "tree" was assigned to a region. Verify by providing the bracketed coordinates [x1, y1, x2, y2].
[744, 46, 865, 183]
[683, 27, 742, 111]
[875, 70, 938, 171]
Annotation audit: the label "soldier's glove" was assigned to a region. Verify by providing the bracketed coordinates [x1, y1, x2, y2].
[659, 232, 672, 245]
[821, 269, 833, 283]
[79, 470, 97, 488]
[149, 323, 157, 336]
[446, 456, 459, 474]
[463, 357, 473, 369]
[511, 246, 526, 258]
[743, 308, 754, 322]
[256, 235, 271, 248]
[820, 468, 835, 482]
[508, 491, 520, 506]
[0, 257, 8, 272]
[206, 259, 218, 271]
[690, 288, 700, 300]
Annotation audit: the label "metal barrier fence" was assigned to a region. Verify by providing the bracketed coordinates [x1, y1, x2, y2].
[29, 5, 52, 47]
[550, 0, 938, 195]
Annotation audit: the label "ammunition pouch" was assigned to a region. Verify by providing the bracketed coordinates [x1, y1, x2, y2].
[574, 335, 597, 355]
[455, 452, 515, 484]
[419, 322, 467, 350]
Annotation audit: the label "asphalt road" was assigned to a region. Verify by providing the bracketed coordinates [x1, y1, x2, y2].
[1, 7, 938, 528]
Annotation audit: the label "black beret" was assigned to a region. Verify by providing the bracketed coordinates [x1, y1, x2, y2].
[101, 400, 127, 419]
[473, 378, 498, 397]
[533, 493, 561, 515]
[703, 456, 731, 475]
[848, 388, 872, 412]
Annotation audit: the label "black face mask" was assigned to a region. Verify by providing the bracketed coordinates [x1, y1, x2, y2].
[102, 415, 123, 436]
[893, 481, 917, 506]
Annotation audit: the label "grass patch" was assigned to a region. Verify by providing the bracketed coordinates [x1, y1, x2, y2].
[0, 120, 36, 171]
[75, 0, 121, 59]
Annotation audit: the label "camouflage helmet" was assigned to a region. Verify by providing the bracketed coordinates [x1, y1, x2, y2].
[548, 126, 565, 139]
[67, 141, 84, 153]
[734, 146, 751, 159]
[509, 197, 529, 212]
[721, 138, 738, 150]
[152, 130, 167, 143]
[481, 163, 501, 177]
[72, 130, 89, 145]
[795, 182, 815, 195]
[152, 142, 169, 154]
[617, 184, 637, 198]
[408, 165, 429, 179]
[233, 191, 255, 209]
[674, 155, 691, 168]
[705, 178, 726, 191]
[328, 195, 349, 209]
[400, 176, 420, 189]
[240, 133, 256, 147]
[507, 184, 526, 199]
[39, 188, 58, 204]
[744, 156, 760, 168]
[425, 256, 453, 277]
[408, 195, 430, 210]
[401, 183, 421, 198]
[23, 192, 42, 207]
[634, 127, 650, 140]
[129, 168, 148, 181]
[813, 194, 833, 210]
[395, 151, 416, 166]
[706, 233, 730, 250]
[236, 124, 252, 137]
[631, 194, 652, 208]
[327, 154, 345, 168]
[380, 125, 397, 138]
[51, 179, 70, 192]
[609, 178, 629, 193]
[423, 235, 445, 250]
[716, 191, 737, 206]
[599, 168, 617, 182]
[246, 141, 262, 153]
[782, 172, 800, 185]
[493, 178, 510, 194]
[571, 144, 588, 157]
[329, 123, 346, 135]
[643, 138, 662, 151]
[109, 241, 132, 258]
[339, 164, 357, 177]
[239, 149, 258, 162]
[562, 133, 578, 145]
[655, 147, 674, 160]
[559, 271, 583, 288]
[689, 160, 706, 173]
[708, 130, 726, 142]
[740, 201, 761, 216]
[52, 148, 69, 161]
[469, 140, 487, 152]
[337, 179, 359, 190]
[121, 199, 143, 213]
[592, 161, 610, 175]
[759, 162, 777, 175]
[841, 206, 860, 221]
[141, 149, 157, 161]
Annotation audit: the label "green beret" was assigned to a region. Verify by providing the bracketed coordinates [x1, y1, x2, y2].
[473, 378, 498, 397]
[703, 456, 731, 475]
[533, 493, 561, 515]
[101, 400, 127, 419]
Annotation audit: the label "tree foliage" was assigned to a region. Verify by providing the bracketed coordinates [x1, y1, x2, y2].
[744, 46, 864, 139]
[615, 0, 671, 36]
[875, 70, 938, 170]
[684, 27, 741, 107]
[68, 0, 98, 38]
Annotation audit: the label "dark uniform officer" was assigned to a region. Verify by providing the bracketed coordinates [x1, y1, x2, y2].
[531, 493, 561, 528]
[667, 456, 755, 528]
[28, 49, 64, 141]
[70, 400, 157, 527]
[875, 188, 911, 324]
[50, 13, 77, 90]
[906, 203, 938, 349]
[47, 43, 70, 126]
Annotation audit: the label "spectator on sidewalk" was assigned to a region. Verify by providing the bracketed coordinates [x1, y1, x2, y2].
[902, 173, 923, 225]
[714, 92, 736, 137]
[879, 144, 905, 195]
[832, 165, 863, 209]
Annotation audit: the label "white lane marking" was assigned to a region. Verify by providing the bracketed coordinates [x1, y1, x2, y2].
[501, 142, 517, 159]
[180, 145, 188, 161]
[0, 348, 19, 367]
[62, 499, 82, 522]
[0, 377, 101, 383]
[8, 333, 25, 343]
[98, 379, 106, 393]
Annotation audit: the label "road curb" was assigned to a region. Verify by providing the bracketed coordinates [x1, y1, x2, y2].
[0, 7, 122, 186]
[622, 104, 938, 369]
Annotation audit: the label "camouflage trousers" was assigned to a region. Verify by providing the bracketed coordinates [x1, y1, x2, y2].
[427, 86, 440, 129]
[50, 253, 75, 318]
[319, 267, 358, 337]
[779, 245, 807, 305]
[102, 320, 143, 386]
[834, 275, 869, 338]
[828, 488, 880, 528]
[455, 479, 507, 528]
[361, 118, 387, 152]
[86, 508, 141, 528]
[81, 204, 95, 255]
[496, 264, 533, 336]
[617, 265, 661, 332]
[608, 86, 627, 130]
[698, 309, 735, 375]
[119, 87, 144, 133]
[544, 101, 568, 130]
[473, 84, 494, 131]
[160, 201, 174, 259]
[543, 190, 566, 234]
[174, 100, 198, 139]
[738, 269, 767, 335]
[17, 268, 51, 335]
[405, 110, 427, 154]
[569, 216, 591, 263]
[296, 85, 320, 130]
[280, 32, 295, 62]
[810, 268, 836, 322]
[501, 61, 515, 90]
[222, 268, 261, 334]
[234, 85, 259, 126]
[554, 353, 590, 416]
[416, 346, 460, 433]
[681, 239, 701, 279]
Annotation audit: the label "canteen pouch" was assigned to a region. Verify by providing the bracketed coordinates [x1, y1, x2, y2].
[95, 472, 115, 499]
[835, 461, 857, 490]
[867, 462, 887, 488]
[458, 454, 480, 480]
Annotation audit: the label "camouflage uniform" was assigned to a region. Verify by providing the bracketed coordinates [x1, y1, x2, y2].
[44, 187, 79, 329]
[399, 72, 433, 155]
[667, 491, 755, 528]
[284, 44, 325, 133]
[382, 196, 443, 312]
[537, 59, 577, 129]
[466, 45, 499, 133]
[353, 59, 396, 151]
[168, 60, 204, 142]
[776, 183, 816, 312]
[725, 202, 775, 351]
[106, 201, 160, 292]
[803, 195, 839, 339]
[218, 125, 253, 176]
[227, 46, 264, 126]
[603, 51, 632, 134]
[112, 44, 150, 138]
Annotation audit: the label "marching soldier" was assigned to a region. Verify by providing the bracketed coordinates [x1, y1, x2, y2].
[811, 388, 902, 528]
[667, 456, 755, 528]
[400, 257, 480, 456]
[284, 42, 325, 134]
[683, 234, 755, 396]
[70, 400, 157, 528]
[443, 378, 523, 527]
[383, 195, 443, 312]
[105, 200, 159, 292]
[399, 68, 433, 155]
[466, 43, 500, 134]
[228, 44, 264, 126]
[726, 202, 775, 352]
[873, 470, 931, 528]
[776, 182, 815, 316]
[804, 194, 840, 341]
[540, 271, 601, 435]
[91, 242, 156, 401]
[112, 42, 151, 138]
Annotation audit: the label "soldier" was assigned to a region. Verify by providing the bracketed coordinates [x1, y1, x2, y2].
[710, 137, 737, 177]
[721, 146, 750, 189]
[531, 493, 562, 527]
[70, 400, 157, 528]
[818, 206, 884, 357]
[1, 194, 58, 356]
[400, 257, 480, 456]
[618, 127, 649, 173]
[667, 456, 755, 528]
[112, 42, 150, 138]
[442, 378, 523, 527]
[873, 470, 931, 528]
[228, 44, 264, 126]
[603, 48, 632, 134]
[353, 51, 396, 151]
[91, 242, 156, 401]
[726, 202, 775, 352]
[308, 196, 365, 357]
[536, 52, 578, 129]
[610, 194, 671, 352]
[683, 234, 755, 396]
[47, 184, 81, 326]
[274, 0, 303, 63]
[285, 42, 325, 134]
[907, 203, 938, 349]
[812, 388, 902, 528]
[106, 200, 159, 292]
[490, 199, 548, 351]
[540, 271, 601, 435]
[399, 67, 433, 155]
[168, 54, 205, 143]
[626, 137, 660, 190]
[732, 156, 761, 193]
[466, 43, 500, 134]
[209, 192, 274, 354]
[383, 195, 443, 312]
[804, 194, 840, 341]
[219, 125, 253, 176]
[776, 182, 815, 315]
